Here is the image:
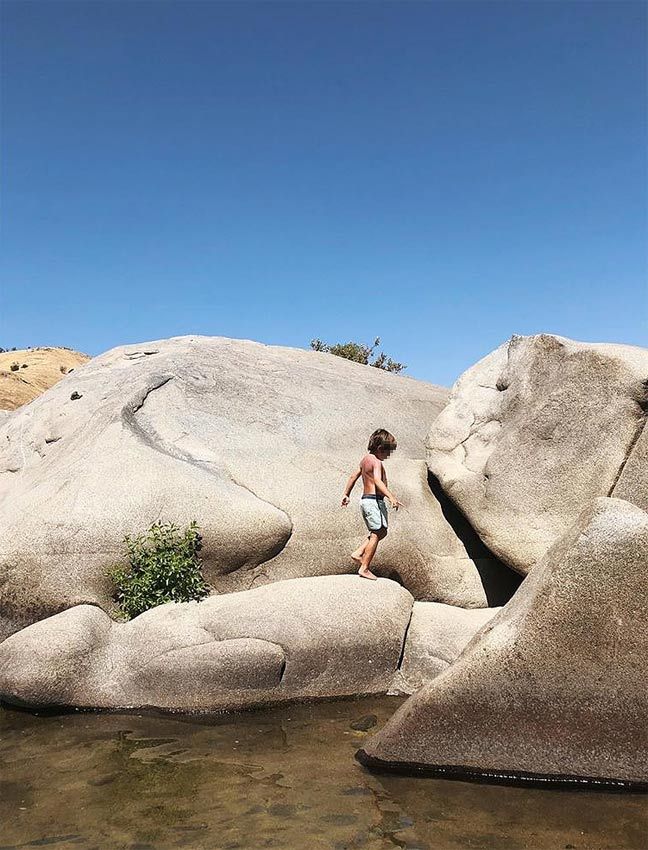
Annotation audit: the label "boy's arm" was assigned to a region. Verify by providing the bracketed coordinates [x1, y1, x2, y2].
[341, 467, 361, 506]
[373, 459, 402, 508]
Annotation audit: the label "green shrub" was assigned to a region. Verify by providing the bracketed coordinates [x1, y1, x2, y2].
[110, 520, 209, 620]
[310, 337, 406, 373]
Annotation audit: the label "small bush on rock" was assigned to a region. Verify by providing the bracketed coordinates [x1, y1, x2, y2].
[310, 337, 406, 373]
[110, 520, 209, 620]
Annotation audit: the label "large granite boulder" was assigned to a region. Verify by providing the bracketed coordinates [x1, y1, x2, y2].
[0, 335, 519, 640]
[427, 333, 648, 574]
[0, 576, 405, 710]
[358, 497, 648, 790]
[0, 575, 501, 711]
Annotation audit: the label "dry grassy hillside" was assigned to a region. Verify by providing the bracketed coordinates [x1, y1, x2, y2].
[0, 347, 91, 410]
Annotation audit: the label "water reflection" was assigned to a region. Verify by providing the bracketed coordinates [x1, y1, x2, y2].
[0, 697, 645, 850]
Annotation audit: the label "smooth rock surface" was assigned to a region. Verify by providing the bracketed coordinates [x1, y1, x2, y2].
[0, 335, 517, 640]
[394, 602, 500, 692]
[358, 497, 648, 789]
[0, 576, 415, 710]
[427, 333, 648, 574]
[0, 574, 496, 711]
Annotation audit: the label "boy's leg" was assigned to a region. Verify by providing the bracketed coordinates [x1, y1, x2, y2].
[358, 528, 386, 580]
[351, 534, 371, 564]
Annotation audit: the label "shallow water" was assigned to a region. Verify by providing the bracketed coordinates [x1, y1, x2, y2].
[0, 696, 645, 850]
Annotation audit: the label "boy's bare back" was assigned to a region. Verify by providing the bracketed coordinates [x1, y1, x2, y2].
[359, 453, 385, 496]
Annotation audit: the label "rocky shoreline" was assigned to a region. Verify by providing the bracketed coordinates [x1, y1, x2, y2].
[1, 332, 646, 790]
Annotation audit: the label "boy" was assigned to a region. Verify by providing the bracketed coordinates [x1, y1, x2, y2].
[341, 429, 403, 580]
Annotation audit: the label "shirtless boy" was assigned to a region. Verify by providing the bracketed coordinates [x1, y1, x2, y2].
[341, 429, 403, 580]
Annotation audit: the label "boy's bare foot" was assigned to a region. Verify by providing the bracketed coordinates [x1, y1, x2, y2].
[351, 550, 363, 565]
[358, 566, 378, 580]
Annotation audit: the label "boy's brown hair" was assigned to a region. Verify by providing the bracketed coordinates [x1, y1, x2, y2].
[367, 428, 397, 454]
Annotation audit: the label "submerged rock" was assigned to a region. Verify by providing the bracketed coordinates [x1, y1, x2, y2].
[427, 333, 648, 574]
[358, 497, 648, 790]
[350, 715, 378, 731]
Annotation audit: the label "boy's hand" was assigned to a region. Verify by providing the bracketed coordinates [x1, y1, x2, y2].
[389, 496, 404, 510]
[341, 495, 350, 507]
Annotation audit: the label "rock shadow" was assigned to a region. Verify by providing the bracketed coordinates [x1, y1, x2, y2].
[427, 471, 523, 606]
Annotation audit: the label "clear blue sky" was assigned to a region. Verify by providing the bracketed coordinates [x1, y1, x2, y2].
[2, 0, 646, 387]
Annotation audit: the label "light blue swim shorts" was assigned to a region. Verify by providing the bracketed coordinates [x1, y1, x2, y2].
[360, 495, 388, 533]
